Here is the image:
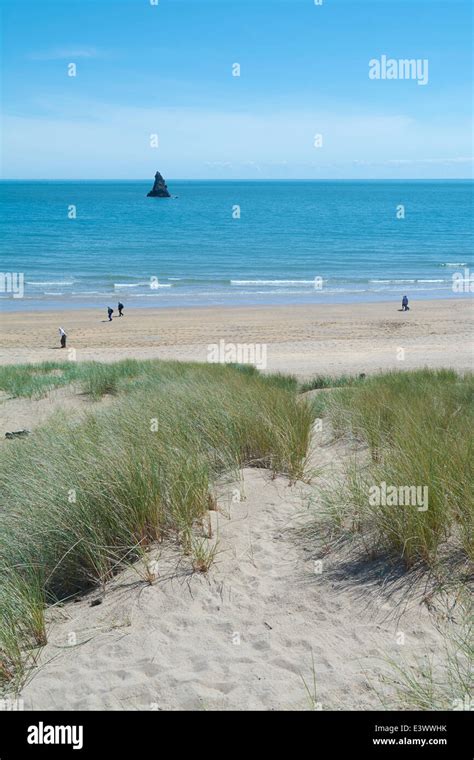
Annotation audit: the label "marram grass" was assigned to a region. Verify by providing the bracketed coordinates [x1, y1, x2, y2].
[0, 360, 314, 685]
[310, 368, 473, 571]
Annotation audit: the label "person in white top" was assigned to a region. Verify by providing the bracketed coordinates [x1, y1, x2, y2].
[59, 327, 67, 348]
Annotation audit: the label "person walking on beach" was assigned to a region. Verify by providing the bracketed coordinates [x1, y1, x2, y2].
[118, 301, 124, 317]
[107, 307, 114, 321]
[59, 327, 67, 348]
[402, 295, 409, 311]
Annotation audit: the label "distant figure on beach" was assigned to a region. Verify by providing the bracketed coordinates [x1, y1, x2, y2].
[58, 327, 67, 348]
[107, 307, 114, 321]
[118, 301, 124, 317]
[402, 295, 410, 311]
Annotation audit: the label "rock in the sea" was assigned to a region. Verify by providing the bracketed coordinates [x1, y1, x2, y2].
[147, 171, 171, 198]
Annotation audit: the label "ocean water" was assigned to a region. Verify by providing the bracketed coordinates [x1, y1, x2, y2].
[0, 180, 472, 312]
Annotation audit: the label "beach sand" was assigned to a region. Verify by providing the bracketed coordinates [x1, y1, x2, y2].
[0, 298, 472, 375]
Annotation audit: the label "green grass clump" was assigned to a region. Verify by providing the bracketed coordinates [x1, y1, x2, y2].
[75, 358, 144, 399]
[311, 369, 473, 570]
[0, 362, 74, 398]
[0, 360, 314, 684]
[0, 358, 155, 400]
[299, 373, 364, 393]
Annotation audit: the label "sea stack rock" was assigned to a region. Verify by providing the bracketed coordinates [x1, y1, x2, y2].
[147, 171, 171, 197]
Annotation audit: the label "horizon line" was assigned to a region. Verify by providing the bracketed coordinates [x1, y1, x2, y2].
[1, 177, 472, 182]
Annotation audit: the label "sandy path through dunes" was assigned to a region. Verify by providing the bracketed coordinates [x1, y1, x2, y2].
[20, 432, 450, 711]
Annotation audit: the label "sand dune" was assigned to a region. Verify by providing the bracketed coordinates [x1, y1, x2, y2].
[20, 429, 451, 711]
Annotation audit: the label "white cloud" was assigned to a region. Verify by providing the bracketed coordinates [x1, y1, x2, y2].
[386, 157, 473, 165]
[2, 99, 472, 179]
[28, 47, 103, 61]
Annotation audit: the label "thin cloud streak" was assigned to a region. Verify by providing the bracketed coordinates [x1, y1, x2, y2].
[28, 47, 104, 61]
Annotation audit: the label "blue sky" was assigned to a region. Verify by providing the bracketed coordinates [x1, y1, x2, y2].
[1, 0, 472, 179]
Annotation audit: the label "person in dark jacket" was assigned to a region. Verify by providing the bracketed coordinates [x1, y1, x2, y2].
[402, 295, 409, 311]
[107, 307, 114, 321]
[118, 302, 124, 317]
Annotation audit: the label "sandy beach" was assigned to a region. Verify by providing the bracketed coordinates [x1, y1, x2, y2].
[1, 298, 472, 375]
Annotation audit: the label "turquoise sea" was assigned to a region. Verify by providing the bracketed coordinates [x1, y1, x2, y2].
[0, 180, 472, 311]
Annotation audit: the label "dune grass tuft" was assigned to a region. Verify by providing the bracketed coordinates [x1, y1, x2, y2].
[0, 361, 74, 398]
[299, 373, 365, 393]
[309, 369, 473, 571]
[76, 358, 144, 399]
[0, 359, 314, 685]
